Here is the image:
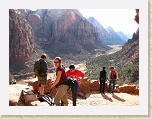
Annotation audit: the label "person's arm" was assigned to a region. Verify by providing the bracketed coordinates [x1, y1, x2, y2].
[116, 71, 119, 81]
[99, 71, 101, 80]
[51, 71, 62, 88]
[77, 70, 84, 84]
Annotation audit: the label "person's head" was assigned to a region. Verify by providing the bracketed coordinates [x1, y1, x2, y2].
[69, 64, 75, 72]
[110, 67, 115, 71]
[54, 57, 62, 68]
[102, 67, 105, 70]
[41, 54, 47, 60]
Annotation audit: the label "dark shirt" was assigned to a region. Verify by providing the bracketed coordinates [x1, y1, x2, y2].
[39, 59, 48, 76]
[56, 66, 67, 84]
[100, 70, 106, 80]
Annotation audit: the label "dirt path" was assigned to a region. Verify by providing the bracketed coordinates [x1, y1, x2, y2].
[68, 91, 139, 106]
[107, 45, 122, 55]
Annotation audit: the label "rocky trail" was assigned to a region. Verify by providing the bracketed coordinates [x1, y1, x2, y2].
[69, 92, 139, 106]
[9, 77, 139, 106]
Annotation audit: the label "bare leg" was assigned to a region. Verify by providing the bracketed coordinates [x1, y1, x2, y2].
[41, 84, 45, 95]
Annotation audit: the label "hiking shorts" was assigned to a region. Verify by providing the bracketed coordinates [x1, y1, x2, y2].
[38, 76, 47, 85]
[54, 84, 69, 106]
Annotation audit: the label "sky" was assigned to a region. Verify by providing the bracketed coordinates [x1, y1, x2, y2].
[78, 9, 139, 34]
[31, 9, 139, 34]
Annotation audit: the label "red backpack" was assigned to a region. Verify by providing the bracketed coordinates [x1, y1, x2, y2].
[110, 71, 117, 79]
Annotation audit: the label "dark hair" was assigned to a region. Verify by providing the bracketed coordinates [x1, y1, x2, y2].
[41, 54, 47, 59]
[102, 67, 105, 70]
[110, 67, 114, 69]
[69, 64, 75, 69]
[54, 57, 62, 63]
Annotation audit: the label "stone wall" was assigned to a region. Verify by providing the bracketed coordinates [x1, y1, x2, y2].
[31, 78, 139, 95]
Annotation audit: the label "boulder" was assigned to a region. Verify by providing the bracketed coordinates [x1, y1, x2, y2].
[89, 80, 100, 91]
[78, 77, 90, 93]
[133, 89, 139, 95]
[77, 92, 86, 99]
[19, 89, 37, 106]
[9, 84, 33, 106]
[32, 79, 56, 95]
[118, 86, 126, 93]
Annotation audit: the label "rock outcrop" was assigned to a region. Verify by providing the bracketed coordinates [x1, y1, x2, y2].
[134, 9, 139, 24]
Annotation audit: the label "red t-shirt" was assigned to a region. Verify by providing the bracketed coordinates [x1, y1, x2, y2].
[66, 69, 84, 81]
[56, 66, 67, 84]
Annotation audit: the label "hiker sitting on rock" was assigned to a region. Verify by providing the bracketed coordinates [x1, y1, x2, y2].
[66, 64, 85, 106]
[51, 57, 69, 106]
[108, 67, 118, 93]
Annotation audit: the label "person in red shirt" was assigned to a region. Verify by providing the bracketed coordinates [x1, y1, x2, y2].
[66, 64, 84, 106]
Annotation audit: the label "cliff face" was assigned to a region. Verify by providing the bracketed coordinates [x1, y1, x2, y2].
[88, 17, 126, 45]
[9, 9, 110, 74]
[9, 9, 53, 74]
[33, 9, 109, 54]
[9, 9, 35, 62]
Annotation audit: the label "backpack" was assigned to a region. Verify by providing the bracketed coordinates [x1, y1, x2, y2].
[38, 93, 54, 106]
[110, 71, 117, 79]
[66, 78, 79, 94]
[34, 59, 42, 77]
[57, 78, 79, 94]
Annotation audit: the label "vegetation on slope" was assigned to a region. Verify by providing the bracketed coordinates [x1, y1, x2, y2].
[86, 33, 139, 86]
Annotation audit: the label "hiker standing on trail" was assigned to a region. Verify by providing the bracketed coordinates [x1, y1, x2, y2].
[51, 57, 69, 106]
[66, 64, 85, 106]
[99, 67, 106, 94]
[108, 67, 118, 93]
[37, 54, 48, 97]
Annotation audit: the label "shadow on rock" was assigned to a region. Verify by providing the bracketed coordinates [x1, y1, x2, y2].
[112, 93, 125, 102]
[101, 94, 113, 102]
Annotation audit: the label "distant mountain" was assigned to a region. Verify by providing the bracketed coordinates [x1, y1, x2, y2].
[116, 31, 129, 41]
[88, 17, 126, 45]
[87, 17, 110, 40]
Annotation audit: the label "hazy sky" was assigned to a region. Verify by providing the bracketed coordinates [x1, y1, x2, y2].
[78, 9, 139, 34]
[31, 9, 139, 34]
